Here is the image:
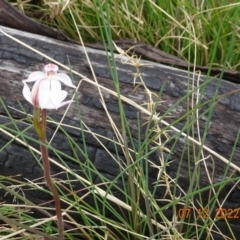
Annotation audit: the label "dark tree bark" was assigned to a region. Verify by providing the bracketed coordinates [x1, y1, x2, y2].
[0, 25, 240, 239]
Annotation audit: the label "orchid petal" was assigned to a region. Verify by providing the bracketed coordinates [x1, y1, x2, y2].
[49, 79, 62, 108]
[22, 82, 33, 104]
[56, 90, 68, 105]
[38, 79, 51, 108]
[43, 101, 73, 109]
[23, 72, 46, 83]
[54, 73, 76, 88]
[59, 90, 68, 102]
[43, 91, 68, 109]
[30, 78, 43, 107]
[57, 100, 75, 108]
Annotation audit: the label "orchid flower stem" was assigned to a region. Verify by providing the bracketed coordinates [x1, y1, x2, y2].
[34, 108, 64, 240]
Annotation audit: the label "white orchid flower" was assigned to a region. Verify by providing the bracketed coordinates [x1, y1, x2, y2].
[22, 63, 76, 109]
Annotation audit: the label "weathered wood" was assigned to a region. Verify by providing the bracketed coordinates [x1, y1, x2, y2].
[0, 0, 73, 42]
[1, 25, 240, 239]
[86, 39, 240, 84]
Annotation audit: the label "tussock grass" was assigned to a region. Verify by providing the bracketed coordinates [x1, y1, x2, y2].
[8, 0, 240, 70]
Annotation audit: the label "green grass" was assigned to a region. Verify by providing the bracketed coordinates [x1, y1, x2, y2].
[8, 0, 240, 70]
[1, 0, 240, 239]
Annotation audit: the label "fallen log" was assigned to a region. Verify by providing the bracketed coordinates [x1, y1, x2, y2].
[0, 25, 240, 239]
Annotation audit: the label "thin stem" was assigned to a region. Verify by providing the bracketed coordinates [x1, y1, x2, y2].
[40, 109, 64, 240]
